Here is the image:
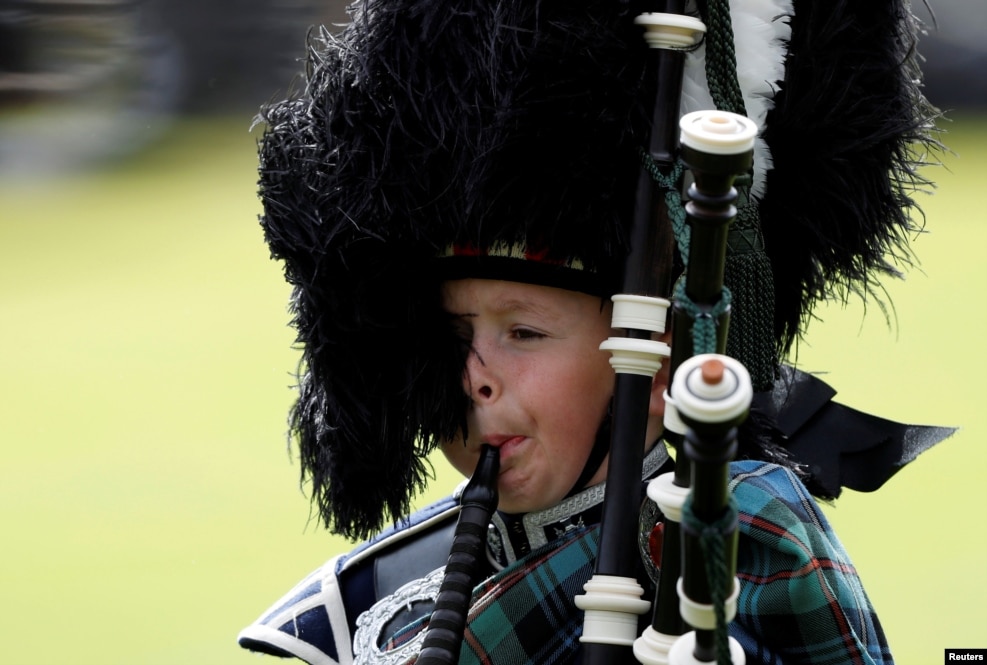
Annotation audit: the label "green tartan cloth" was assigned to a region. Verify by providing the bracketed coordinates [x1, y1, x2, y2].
[729, 462, 893, 665]
[384, 461, 892, 665]
[385, 523, 597, 664]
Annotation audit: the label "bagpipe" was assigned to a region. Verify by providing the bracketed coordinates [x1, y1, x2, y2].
[577, 19, 754, 665]
[406, 0, 952, 657]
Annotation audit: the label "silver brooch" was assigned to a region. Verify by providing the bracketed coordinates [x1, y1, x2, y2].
[352, 567, 445, 665]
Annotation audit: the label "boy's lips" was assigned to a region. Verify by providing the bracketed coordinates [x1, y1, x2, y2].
[481, 435, 527, 461]
[482, 434, 524, 447]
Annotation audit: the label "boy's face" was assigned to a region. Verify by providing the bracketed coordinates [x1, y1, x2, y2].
[440, 278, 619, 514]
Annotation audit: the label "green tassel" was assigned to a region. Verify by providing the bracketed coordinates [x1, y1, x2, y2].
[724, 202, 777, 392]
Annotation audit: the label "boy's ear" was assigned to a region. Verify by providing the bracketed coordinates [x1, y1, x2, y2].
[649, 376, 665, 419]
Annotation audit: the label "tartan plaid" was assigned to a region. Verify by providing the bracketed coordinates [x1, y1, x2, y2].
[377, 461, 893, 665]
[385, 525, 598, 665]
[463, 525, 597, 664]
[729, 461, 893, 665]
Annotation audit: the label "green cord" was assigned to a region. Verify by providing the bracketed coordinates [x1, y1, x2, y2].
[681, 493, 740, 665]
[704, 0, 747, 116]
[639, 150, 690, 264]
[674, 280, 732, 357]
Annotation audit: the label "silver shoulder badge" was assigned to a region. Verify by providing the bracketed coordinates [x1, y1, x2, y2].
[352, 566, 445, 665]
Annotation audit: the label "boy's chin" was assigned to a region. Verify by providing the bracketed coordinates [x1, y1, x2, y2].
[496, 490, 562, 516]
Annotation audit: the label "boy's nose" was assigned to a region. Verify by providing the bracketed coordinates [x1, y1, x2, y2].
[464, 344, 499, 403]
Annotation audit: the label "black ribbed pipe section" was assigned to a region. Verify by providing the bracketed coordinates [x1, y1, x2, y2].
[416, 445, 499, 665]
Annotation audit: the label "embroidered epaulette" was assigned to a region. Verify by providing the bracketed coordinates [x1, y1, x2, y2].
[238, 494, 460, 665]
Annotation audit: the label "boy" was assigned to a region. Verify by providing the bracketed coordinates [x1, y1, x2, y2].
[238, 0, 947, 663]
[439, 278, 667, 516]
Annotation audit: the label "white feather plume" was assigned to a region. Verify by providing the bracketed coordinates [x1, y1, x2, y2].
[680, 0, 793, 198]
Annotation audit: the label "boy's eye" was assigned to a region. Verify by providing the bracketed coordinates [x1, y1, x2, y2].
[511, 327, 545, 341]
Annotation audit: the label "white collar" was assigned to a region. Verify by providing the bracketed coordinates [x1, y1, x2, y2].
[485, 443, 670, 567]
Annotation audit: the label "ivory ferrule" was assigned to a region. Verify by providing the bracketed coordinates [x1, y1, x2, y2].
[611, 294, 671, 333]
[646, 472, 690, 523]
[662, 388, 686, 436]
[575, 574, 652, 646]
[633, 625, 680, 665]
[600, 337, 671, 377]
[634, 13, 706, 50]
[679, 111, 757, 156]
[677, 577, 741, 629]
[673, 354, 752, 427]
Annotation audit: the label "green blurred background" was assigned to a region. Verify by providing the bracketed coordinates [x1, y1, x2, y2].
[2, 2, 985, 664]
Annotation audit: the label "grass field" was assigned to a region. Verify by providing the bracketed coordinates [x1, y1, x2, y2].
[2, 113, 985, 664]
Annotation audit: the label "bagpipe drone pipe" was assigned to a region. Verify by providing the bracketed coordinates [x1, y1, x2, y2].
[573, 4, 756, 662]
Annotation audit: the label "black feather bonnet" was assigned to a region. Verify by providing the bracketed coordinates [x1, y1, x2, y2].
[256, 0, 938, 539]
